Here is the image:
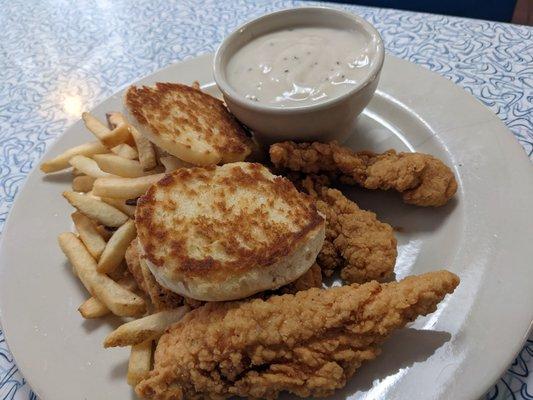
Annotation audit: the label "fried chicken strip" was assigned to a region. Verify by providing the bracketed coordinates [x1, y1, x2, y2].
[270, 141, 457, 207]
[300, 176, 397, 283]
[136, 270, 459, 399]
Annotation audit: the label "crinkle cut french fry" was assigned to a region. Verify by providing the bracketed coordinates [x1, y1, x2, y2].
[63, 191, 129, 227]
[40, 141, 109, 173]
[93, 154, 145, 178]
[93, 174, 164, 199]
[100, 197, 136, 218]
[58, 233, 146, 317]
[127, 340, 153, 386]
[78, 274, 138, 319]
[111, 143, 138, 160]
[72, 211, 107, 259]
[82, 112, 132, 148]
[104, 306, 189, 347]
[97, 220, 137, 274]
[72, 175, 96, 192]
[69, 155, 115, 178]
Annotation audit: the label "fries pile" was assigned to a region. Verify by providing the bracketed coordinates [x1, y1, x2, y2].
[42, 110, 192, 387]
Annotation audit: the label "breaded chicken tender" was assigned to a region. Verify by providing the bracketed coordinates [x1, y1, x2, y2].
[300, 176, 397, 283]
[136, 270, 459, 399]
[270, 141, 457, 207]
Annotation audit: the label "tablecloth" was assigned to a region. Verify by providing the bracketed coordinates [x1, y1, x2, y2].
[0, 0, 531, 399]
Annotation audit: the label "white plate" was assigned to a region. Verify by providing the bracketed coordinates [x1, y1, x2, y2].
[0, 53, 532, 400]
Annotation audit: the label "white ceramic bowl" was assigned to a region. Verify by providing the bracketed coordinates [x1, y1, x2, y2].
[214, 7, 384, 143]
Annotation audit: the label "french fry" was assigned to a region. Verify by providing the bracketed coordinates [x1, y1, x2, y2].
[104, 306, 189, 347]
[95, 224, 113, 241]
[105, 112, 139, 152]
[58, 233, 146, 317]
[97, 220, 137, 274]
[83, 112, 111, 138]
[93, 154, 145, 178]
[115, 272, 138, 292]
[40, 141, 109, 173]
[153, 144, 168, 160]
[72, 211, 107, 259]
[130, 125, 157, 171]
[63, 191, 129, 227]
[106, 112, 126, 129]
[100, 197, 136, 218]
[69, 155, 116, 178]
[127, 340, 153, 386]
[111, 143, 138, 160]
[78, 297, 110, 319]
[107, 261, 127, 281]
[159, 156, 191, 172]
[72, 175, 96, 192]
[85, 190, 101, 201]
[93, 174, 164, 199]
[82, 112, 132, 148]
[108, 113, 154, 168]
[72, 168, 84, 177]
[108, 111, 157, 171]
[78, 274, 138, 318]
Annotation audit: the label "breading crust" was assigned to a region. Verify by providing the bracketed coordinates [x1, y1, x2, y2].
[136, 270, 459, 399]
[270, 141, 457, 207]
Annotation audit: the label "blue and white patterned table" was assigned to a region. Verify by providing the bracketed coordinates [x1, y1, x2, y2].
[0, 1, 531, 399]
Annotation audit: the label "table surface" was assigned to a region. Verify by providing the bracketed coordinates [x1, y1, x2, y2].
[0, 0, 531, 399]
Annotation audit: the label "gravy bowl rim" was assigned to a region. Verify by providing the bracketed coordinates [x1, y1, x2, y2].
[213, 7, 385, 114]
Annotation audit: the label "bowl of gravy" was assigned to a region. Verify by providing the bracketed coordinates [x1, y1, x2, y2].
[214, 7, 384, 143]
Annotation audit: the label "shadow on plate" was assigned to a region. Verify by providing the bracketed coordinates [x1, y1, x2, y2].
[109, 360, 145, 399]
[109, 358, 129, 380]
[277, 328, 451, 400]
[42, 171, 73, 184]
[341, 185, 458, 235]
[61, 261, 126, 333]
[337, 328, 451, 397]
[81, 312, 125, 333]
[322, 269, 397, 288]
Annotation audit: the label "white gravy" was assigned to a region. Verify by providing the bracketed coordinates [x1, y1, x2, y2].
[226, 26, 377, 107]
